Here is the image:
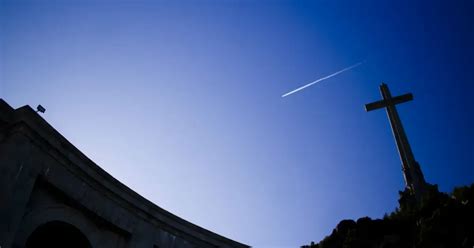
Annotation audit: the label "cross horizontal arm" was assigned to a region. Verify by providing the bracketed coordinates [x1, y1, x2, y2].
[365, 99, 387, 112]
[365, 93, 413, 112]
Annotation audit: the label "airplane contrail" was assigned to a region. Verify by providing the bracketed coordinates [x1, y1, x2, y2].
[281, 61, 365, 98]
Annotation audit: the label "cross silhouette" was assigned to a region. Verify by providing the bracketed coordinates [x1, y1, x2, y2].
[366, 83, 426, 201]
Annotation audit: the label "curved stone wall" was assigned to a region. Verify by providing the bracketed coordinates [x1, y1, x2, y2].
[0, 99, 249, 248]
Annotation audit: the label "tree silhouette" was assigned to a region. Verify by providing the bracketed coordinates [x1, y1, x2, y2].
[302, 183, 474, 248]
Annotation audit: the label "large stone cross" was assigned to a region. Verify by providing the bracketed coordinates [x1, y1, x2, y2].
[365, 83, 426, 200]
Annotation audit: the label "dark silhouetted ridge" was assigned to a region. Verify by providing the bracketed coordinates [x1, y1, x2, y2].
[302, 183, 474, 248]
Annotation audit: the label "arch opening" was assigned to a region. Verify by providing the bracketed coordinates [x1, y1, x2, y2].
[25, 220, 92, 248]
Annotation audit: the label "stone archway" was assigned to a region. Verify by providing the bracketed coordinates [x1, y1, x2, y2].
[25, 221, 92, 248]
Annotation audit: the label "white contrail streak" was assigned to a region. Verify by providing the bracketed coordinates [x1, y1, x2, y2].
[281, 61, 364, 98]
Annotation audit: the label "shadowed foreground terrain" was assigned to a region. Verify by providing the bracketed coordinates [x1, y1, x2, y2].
[303, 183, 474, 248]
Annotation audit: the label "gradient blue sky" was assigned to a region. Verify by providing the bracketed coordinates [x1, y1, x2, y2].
[1, 1, 473, 247]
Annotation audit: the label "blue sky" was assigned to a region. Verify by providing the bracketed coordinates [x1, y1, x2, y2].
[1, 1, 473, 247]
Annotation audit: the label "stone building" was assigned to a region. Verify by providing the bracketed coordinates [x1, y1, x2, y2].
[0, 99, 249, 248]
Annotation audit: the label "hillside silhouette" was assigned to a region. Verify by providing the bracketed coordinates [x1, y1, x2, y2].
[302, 183, 474, 248]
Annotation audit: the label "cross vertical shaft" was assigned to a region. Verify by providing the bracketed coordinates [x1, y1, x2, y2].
[366, 83, 426, 201]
